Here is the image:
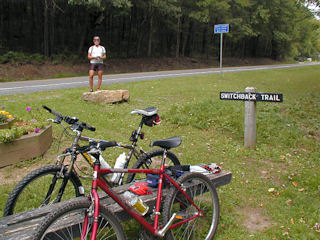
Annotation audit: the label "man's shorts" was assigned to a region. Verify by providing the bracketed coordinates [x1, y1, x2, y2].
[89, 63, 104, 71]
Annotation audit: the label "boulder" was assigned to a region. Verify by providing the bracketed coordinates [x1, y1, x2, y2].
[82, 90, 130, 103]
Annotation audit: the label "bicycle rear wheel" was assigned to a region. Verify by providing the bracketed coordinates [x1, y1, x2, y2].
[32, 197, 126, 240]
[126, 148, 180, 183]
[3, 165, 82, 216]
[163, 172, 219, 240]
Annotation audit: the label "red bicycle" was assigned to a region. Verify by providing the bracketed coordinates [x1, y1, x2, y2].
[32, 137, 220, 240]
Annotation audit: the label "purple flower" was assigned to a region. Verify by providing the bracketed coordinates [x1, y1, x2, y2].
[1, 106, 5, 110]
[26, 106, 31, 111]
[34, 128, 40, 133]
[31, 119, 36, 122]
[36, 107, 39, 111]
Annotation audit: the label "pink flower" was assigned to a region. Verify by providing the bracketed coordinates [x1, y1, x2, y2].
[34, 128, 40, 133]
[26, 107, 31, 111]
[31, 119, 36, 122]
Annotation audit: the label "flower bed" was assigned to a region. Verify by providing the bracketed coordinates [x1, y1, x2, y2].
[0, 110, 15, 129]
[0, 106, 52, 167]
[0, 118, 15, 129]
[0, 125, 52, 167]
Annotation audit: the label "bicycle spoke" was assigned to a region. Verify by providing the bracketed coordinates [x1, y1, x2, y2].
[163, 173, 220, 240]
[187, 221, 197, 239]
[98, 220, 115, 240]
[50, 231, 65, 240]
[78, 222, 83, 239]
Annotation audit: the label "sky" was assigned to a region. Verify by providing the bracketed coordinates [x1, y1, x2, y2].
[307, 3, 320, 19]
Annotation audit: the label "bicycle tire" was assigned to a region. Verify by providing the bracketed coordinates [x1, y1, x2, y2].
[163, 172, 220, 240]
[32, 197, 127, 240]
[125, 148, 180, 184]
[3, 165, 83, 216]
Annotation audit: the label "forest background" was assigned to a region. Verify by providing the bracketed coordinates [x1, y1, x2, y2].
[0, 0, 320, 73]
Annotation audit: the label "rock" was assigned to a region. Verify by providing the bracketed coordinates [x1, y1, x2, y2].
[82, 90, 130, 104]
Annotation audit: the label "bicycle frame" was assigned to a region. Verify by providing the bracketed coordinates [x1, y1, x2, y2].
[50, 136, 147, 203]
[36, 105, 163, 211]
[55, 120, 146, 180]
[76, 118, 147, 185]
[85, 151, 202, 239]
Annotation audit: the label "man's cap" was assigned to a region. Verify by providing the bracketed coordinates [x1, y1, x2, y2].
[93, 36, 100, 40]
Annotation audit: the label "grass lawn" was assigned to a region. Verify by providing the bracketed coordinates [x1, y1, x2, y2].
[0, 65, 319, 239]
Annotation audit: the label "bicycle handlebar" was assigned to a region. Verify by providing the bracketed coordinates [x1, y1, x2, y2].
[42, 105, 96, 132]
[42, 105, 60, 116]
[99, 141, 118, 150]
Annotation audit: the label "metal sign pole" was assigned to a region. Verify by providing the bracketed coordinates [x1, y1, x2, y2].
[220, 33, 223, 77]
[215, 24, 228, 78]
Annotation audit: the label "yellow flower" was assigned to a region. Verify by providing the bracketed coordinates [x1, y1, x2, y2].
[8, 115, 13, 119]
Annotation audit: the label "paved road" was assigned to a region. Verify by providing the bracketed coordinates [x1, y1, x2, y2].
[0, 63, 319, 96]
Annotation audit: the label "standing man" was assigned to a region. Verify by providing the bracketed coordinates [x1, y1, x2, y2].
[88, 36, 106, 92]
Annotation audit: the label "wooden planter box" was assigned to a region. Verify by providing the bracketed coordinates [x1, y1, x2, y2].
[0, 125, 52, 167]
[0, 118, 15, 129]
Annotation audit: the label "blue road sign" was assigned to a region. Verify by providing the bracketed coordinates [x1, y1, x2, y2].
[214, 24, 229, 34]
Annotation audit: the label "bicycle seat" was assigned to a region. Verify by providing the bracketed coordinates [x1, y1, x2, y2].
[130, 106, 158, 116]
[150, 136, 181, 149]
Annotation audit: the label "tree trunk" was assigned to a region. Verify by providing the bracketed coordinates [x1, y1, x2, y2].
[44, 0, 49, 56]
[78, 9, 88, 56]
[206, 21, 210, 61]
[126, 7, 134, 58]
[147, 4, 153, 58]
[175, 16, 181, 58]
[201, 25, 207, 54]
[50, 3, 55, 56]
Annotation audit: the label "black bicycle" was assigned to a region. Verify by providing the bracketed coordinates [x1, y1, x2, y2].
[3, 106, 180, 216]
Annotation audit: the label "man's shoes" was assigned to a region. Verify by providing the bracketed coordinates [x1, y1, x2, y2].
[89, 89, 94, 92]
[97, 88, 101, 91]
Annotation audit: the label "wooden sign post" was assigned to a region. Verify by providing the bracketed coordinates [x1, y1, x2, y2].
[220, 88, 283, 149]
[244, 87, 257, 149]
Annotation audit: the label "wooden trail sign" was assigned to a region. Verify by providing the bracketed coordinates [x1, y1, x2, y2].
[220, 92, 283, 102]
[220, 87, 283, 149]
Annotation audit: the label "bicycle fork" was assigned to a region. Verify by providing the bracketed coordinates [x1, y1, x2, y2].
[81, 163, 100, 240]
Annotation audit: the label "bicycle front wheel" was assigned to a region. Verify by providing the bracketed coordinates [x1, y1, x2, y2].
[163, 172, 220, 240]
[32, 197, 126, 240]
[3, 165, 82, 216]
[126, 148, 180, 183]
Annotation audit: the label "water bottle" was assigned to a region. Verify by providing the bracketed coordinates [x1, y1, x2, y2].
[123, 191, 149, 216]
[99, 155, 111, 169]
[90, 155, 113, 180]
[89, 154, 111, 169]
[89, 155, 113, 181]
[110, 152, 127, 183]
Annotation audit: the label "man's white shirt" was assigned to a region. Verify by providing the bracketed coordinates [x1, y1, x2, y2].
[88, 45, 106, 64]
